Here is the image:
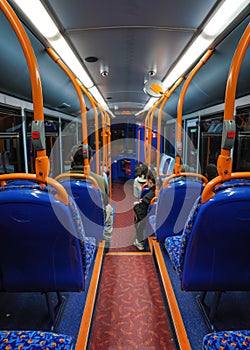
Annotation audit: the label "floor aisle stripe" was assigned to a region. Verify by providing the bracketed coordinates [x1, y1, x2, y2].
[153, 239, 191, 350]
[75, 241, 104, 350]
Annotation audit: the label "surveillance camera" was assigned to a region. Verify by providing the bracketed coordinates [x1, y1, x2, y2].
[101, 70, 109, 76]
[148, 70, 156, 77]
[100, 66, 109, 76]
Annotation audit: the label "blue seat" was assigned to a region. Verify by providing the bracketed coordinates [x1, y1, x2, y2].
[202, 330, 250, 349]
[59, 179, 105, 243]
[154, 178, 203, 242]
[165, 179, 250, 291]
[0, 180, 96, 329]
[0, 181, 96, 292]
[165, 179, 250, 328]
[0, 330, 74, 349]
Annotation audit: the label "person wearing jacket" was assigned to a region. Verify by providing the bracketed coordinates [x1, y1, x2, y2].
[133, 170, 156, 250]
[133, 163, 148, 200]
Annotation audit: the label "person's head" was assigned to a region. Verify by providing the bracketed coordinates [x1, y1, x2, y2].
[71, 144, 93, 166]
[139, 163, 148, 178]
[205, 163, 218, 181]
[146, 170, 155, 187]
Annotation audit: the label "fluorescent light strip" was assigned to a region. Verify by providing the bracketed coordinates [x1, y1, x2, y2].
[11, 0, 108, 107]
[163, 0, 249, 90]
[89, 86, 107, 108]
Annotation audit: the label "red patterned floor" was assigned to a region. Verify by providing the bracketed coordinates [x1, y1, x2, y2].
[88, 255, 175, 349]
[87, 181, 176, 349]
[110, 181, 139, 251]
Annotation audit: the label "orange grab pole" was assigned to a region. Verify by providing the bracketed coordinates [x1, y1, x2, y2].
[0, 173, 69, 205]
[0, 0, 49, 180]
[174, 49, 214, 175]
[144, 95, 165, 167]
[137, 129, 141, 164]
[217, 24, 250, 179]
[47, 47, 90, 175]
[77, 80, 100, 175]
[156, 77, 184, 190]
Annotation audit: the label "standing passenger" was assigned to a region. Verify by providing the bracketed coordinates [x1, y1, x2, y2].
[133, 170, 156, 250]
[133, 163, 148, 200]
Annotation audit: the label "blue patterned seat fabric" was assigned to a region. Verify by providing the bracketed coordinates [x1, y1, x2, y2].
[68, 197, 96, 279]
[0, 330, 73, 349]
[164, 179, 250, 279]
[203, 330, 250, 349]
[164, 196, 201, 276]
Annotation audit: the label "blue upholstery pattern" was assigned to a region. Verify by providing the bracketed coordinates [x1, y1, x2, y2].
[164, 196, 201, 275]
[0, 330, 73, 349]
[202, 330, 250, 349]
[68, 198, 96, 279]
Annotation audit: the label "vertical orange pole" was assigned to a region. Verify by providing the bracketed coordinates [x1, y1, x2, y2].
[174, 49, 213, 175]
[137, 129, 141, 164]
[217, 24, 250, 179]
[155, 77, 184, 194]
[0, 0, 49, 180]
[47, 48, 90, 175]
[78, 81, 100, 174]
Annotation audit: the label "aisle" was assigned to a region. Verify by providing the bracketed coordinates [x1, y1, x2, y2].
[109, 181, 139, 251]
[88, 255, 175, 349]
[87, 180, 176, 349]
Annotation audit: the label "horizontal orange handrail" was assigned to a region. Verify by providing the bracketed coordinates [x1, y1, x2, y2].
[0, 173, 69, 205]
[163, 173, 208, 190]
[202, 172, 250, 203]
[55, 173, 99, 190]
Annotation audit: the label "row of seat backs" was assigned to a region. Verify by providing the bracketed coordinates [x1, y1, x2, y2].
[166, 179, 250, 291]
[155, 178, 204, 242]
[0, 181, 96, 293]
[59, 179, 105, 243]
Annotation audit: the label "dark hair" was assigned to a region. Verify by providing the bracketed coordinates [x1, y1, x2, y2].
[72, 144, 93, 165]
[205, 163, 218, 181]
[146, 170, 155, 185]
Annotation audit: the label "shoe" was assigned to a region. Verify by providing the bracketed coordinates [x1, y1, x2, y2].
[133, 238, 144, 251]
[104, 240, 110, 253]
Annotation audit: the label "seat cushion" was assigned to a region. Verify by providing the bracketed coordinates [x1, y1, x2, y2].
[202, 330, 250, 349]
[0, 330, 73, 349]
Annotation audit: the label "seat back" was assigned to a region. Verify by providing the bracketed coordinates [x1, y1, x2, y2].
[156, 179, 203, 242]
[60, 179, 105, 243]
[0, 182, 89, 292]
[180, 180, 250, 291]
[159, 154, 175, 182]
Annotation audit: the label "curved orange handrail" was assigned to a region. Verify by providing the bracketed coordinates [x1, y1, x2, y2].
[202, 172, 250, 203]
[77, 80, 100, 175]
[155, 77, 184, 196]
[54, 173, 99, 190]
[217, 23, 250, 180]
[0, 0, 49, 181]
[174, 49, 213, 175]
[144, 95, 165, 167]
[0, 173, 69, 205]
[47, 47, 90, 175]
[202, 24, 250, 203]
[162, 172, 208, 190]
